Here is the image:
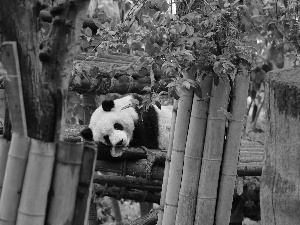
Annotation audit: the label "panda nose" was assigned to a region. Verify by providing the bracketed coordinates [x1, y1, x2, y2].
[116, 140, 123, 146]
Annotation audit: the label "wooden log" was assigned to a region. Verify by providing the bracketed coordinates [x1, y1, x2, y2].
[194, 74, 231, 225]
[94, 175, 162, 192]
[96, 159, 164, 181]
[16, 140, 56, 225]
[175, 75, 212, 225]
[46, 141, 84, 225]
[261, 67, 300, 224]
[69, 74, 169, 95]
[97, 143, 167, 164]
[157, 100, 178, 225]
[162, 77, 195, 225]
[94, 184, 160, 203]
[215, 66, 250, 225]
[1, 42, 27, 136]
[129, 209, 159, 225]
[0, 133, 30, 225]
[0, 136, 10, 198]
[73, 141, 98, 225]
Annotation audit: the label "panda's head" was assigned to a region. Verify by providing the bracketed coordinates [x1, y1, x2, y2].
[80, 95, 139, 149]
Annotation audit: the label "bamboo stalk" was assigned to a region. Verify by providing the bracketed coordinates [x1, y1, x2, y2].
[0, 136, 10, 198]
[175, 75, 213, 225]
[46, 141, 84, 225]
[162, 85, 194, 225]
[215, 67, 250, 225]
[157, 100, 178, 225]
[194, 74, 231, 225]
[1, 42, 27, 136]
[82, 93, 96, 125]
[0, 133, 30, 225]
[73, 141, 97, 225]
[16, 139, 56, 225]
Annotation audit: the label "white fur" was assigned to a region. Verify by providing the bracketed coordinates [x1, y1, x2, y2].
[89, 96, 138, 146]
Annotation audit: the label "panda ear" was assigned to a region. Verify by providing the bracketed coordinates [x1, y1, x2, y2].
[102, 100, 115, 112]
[80, 127, 93, 141]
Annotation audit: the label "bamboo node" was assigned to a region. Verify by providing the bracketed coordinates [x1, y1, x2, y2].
[207, 117, 225, 121]
[190, 115, 208, 120]
[164, 202, 178, 207]
[172, 148, 184, 153]
[202, 158, 222, 162]
[184, 154, 201, 160]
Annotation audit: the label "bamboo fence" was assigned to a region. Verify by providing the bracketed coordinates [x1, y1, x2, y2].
[162, 84, 194, 225]
[194, 74, 231, 224]
[215, 67, 250, 225]
[175, 75, 213, 225]
[46, 141, 84, 225]
[0, 133, 30, 225]
[157, 100, 178, 225]
[16, 140, 56, 225]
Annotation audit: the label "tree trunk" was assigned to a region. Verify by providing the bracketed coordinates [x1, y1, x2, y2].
[0, 0, 89, 142]
[261, 67, 300, 224]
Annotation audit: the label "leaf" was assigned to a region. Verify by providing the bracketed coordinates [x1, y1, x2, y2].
[182, 81, 190, 89]
[85, 27, 92, 37]
[161, 0, 169, 12]
[186, 25, 194, 35]
[143, 86, 151, 92]
[205, 32, 215, 37]
[193, 86, 202, 99]
[67, 92, 81, 104]
[170, 87, 180, 100]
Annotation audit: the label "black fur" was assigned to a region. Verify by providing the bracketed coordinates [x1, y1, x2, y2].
[102, 100, 115, 112]
[130, 105, 159, 149]
[80, 127, 94, 141]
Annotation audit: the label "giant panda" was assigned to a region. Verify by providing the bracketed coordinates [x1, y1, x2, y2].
[80, 94, 172, 156]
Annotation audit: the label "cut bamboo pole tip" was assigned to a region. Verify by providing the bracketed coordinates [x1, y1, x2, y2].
[16, 139, 56, 225]
[46, 141, 84, 225]
[0, 133, 30, 225]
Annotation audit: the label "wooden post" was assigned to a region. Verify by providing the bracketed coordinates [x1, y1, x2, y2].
[73, 141, 97, 225]
[16, 140, 56, 225]
[46, 141, 84, 225]
[261, 67, 300, 224]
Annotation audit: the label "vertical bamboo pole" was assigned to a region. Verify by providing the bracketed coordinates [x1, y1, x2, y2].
[215, 67, 250, 225]
[46, 141, 84, 225]
[175, 75, 213, 225]
[194, 74, 231, 225]
[156, 100, 178, 225]
[73, 141, 97, 225]
[16, 139, 56, 225]
[0, 133, 30, 225]
[162, 86, 194, 225]
[0, 136, 10, 198]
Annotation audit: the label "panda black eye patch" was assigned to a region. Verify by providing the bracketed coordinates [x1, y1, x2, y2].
[114, 123, 124, 130]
